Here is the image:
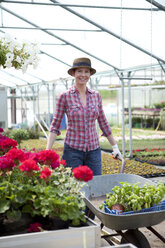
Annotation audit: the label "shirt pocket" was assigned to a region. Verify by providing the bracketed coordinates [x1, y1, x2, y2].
[68, 104, 81, 120]
[88, 104, 99, 120]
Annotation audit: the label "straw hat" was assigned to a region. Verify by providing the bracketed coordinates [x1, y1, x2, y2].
[68, 57, 96, 76]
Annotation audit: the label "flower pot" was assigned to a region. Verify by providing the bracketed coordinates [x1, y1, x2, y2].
[0, 218, 101, 248]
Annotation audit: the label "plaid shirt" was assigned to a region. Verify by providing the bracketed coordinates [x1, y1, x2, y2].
[50, 86, 112, 152]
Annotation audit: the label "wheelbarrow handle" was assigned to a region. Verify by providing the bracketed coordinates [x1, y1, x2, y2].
[118, 157, 126, 173]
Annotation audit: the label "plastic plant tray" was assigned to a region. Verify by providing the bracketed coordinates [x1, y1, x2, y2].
[104, 200, 165, 215]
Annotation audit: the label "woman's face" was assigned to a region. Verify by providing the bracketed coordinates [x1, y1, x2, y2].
[72, 67, 91, 86]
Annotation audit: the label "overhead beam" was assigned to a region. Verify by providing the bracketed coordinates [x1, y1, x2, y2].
[50, 0, 165, 65]
[0, 1, 160, 11]
[145, 0, 165, 11]
[0, 70, 31, 85]
[0, 26, 101, 32]
[40, 50, 71, 67]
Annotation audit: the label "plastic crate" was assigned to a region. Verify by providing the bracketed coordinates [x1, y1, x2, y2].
[104, 200, 165, 215]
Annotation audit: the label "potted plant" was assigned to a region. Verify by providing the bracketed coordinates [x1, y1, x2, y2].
[0, 128, 94, 236]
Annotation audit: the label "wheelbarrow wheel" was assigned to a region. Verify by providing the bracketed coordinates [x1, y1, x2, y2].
[120, 229, 151, 248]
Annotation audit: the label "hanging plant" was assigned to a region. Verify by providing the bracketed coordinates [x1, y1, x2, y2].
[0, 33, 40, 73]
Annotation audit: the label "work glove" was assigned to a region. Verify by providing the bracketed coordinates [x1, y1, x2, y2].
[112, 144, 122, 160]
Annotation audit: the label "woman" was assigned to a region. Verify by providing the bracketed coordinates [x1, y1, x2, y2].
[46, 57, 122, 175]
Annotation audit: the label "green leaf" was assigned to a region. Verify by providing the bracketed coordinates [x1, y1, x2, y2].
[6, 209, 22, 221]
[0, 200, 10, 213]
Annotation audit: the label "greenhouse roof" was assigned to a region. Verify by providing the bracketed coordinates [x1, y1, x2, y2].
[0, 0, 165, 87]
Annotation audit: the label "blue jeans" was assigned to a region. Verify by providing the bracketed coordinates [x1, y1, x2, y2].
[62, 143, 102, 176]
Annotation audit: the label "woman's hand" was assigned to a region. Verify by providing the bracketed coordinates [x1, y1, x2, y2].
[112, 144, 122, 160]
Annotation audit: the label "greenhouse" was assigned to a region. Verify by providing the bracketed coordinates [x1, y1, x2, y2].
[0, 1, 165, 247]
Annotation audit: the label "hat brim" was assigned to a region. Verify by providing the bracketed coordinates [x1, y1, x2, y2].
[68, 66, 96, 76]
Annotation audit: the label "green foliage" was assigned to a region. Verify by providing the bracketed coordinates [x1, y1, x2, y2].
[131, 117, 141, 127]
[160, 108, 165, 130]
[133, 148, 165, 157]
[154, 80, 165, 85]
[98, 89, 117, 99]
[0, 165, 86, 226]
[153, 101, 165, 109]
[100, 181, 165, 212]
[4, 129, 29, 145]
[27, 129, 39, 139]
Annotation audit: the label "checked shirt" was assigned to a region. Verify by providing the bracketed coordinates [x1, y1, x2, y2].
[50, 86, 112, 152]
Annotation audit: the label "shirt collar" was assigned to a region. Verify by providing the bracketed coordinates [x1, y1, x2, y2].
[70, 85, 93, 94]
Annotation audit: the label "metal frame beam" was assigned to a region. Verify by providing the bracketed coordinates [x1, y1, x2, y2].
[0, 26, 101, 32]
[0, 1, 160, 11]
[145, 0, 165, 11]
[50, 0, 165, 65]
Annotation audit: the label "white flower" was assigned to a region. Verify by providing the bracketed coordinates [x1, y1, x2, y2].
[0, 33, 40, 72]
[4, 60, 12, 68]
[6, 52, 14, 61]
[15, 55, 21, 64]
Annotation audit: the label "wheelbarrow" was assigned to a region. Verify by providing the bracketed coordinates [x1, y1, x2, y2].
[82, 158, 165, 247]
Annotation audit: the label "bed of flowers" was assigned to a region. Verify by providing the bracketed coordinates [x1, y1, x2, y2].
[0, 128, 93, 236]
[132, 148, 165, 166]
[19, 138, 165, 178]
[101, 153, 165, 177]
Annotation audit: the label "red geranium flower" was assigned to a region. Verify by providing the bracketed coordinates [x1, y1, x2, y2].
[60, 159, 66, 166]
[28, 222, 42, 232]
[19, 159, 40, 172]
[38, 150, 60, 168]
[51, 159, 60, 169]
[6, 148, 25, 165]
[24, 151, 39, 163]
[0, 128, 4, 133]
[0, 138, 17, 149]
[0, 157, 15, 171]
[40, 167, 52, 179]
[72, 165, 93, 182]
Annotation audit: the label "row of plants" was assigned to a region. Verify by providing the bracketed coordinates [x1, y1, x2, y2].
[126, 116, 160, 129]
[132, 148, 165, 157]
[145, 101, 165, 109]
[20, 139, 165, 178]
[3, 128, 39, 146]
[2, 127, 165, 175]
[132, 148, 165, 166]
[108, 80, 165, 88]
[124, 101, 165, 130]
[102, 153, 165, 177]
[0, 128, 93, 236]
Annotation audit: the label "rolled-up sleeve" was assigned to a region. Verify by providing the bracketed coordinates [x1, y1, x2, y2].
[49, 93, 66, 135]
[97, 93, 112, 137]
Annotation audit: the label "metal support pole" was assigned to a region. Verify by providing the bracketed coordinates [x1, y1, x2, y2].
[116, 89, 120, 127]
[32, 86, 35, 130]
[120, 76, 125, 156]
[37, 84, 40, 134]
[47, 84, 51, 126]
[52, 83, 56, 114]
[127, 73, 133, 157]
